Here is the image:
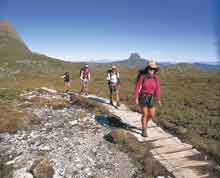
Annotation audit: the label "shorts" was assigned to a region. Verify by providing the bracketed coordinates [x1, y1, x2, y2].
[81, 79, 88, 84]
[109, 83, 119, 93]
[64, 81, 70, 86]
[139, 93, 155, 108]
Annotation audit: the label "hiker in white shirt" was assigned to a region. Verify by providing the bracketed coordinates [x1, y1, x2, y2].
[107, 65, 120, 107]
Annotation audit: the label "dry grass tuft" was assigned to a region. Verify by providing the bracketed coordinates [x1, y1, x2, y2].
[0, 105, 33, 133]
[30, 157, 54, 178]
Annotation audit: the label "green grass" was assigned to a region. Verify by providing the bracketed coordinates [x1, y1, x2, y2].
[0, 88, 20, 100]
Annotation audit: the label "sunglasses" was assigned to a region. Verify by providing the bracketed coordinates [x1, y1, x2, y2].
[148, 67, 156, 71]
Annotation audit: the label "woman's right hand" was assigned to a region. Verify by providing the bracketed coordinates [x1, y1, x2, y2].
[157, 100, 162, 106]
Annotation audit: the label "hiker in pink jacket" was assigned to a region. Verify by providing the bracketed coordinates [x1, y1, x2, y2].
[134, 60, 161, 137]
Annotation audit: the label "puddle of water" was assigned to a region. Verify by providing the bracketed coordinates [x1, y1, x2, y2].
[95, 115, 110, 127]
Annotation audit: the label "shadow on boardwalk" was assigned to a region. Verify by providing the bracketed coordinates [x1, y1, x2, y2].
[95, 114, 142, 135]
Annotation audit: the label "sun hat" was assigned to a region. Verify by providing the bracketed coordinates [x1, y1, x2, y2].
[112, 65, 117, 69]
[85, 64, 89, 67]
[147, 59, 158, 69]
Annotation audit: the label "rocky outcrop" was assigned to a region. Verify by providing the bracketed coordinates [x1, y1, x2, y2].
[128, 53, 142, 60]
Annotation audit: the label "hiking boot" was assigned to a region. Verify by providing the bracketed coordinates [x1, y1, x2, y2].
[110, 100, 113, 106]
[142, 128, 147, 137]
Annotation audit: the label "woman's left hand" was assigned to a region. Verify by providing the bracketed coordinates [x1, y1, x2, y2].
[157, 100, 161, 106]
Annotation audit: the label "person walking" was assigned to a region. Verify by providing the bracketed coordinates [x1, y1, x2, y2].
[134, 60, 161, 137]
[107, 65, 120, 107]
[61, 72, 70, 93]
[80, 64, 91, 95]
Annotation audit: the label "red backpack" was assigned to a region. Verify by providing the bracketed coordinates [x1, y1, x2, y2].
[82, 68, 90, 79]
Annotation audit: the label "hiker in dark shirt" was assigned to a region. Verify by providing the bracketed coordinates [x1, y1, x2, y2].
[61, 72, 70, 93]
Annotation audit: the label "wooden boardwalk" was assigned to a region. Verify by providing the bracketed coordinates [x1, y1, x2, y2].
[84, 94, 215, 178]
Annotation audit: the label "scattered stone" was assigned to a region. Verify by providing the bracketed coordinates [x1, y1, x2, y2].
[13, 168, 33, 178]
[40, 87, 57, 94]
[38, 145, 51, 151]
[30, 158, 54, 178]
[69, 120, 78, 126]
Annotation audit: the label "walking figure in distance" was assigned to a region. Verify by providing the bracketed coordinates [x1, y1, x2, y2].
[61, 72, 70, 93]
[134, 60, 161, 137]
[80, 64, 91, 95]
[107, 65, 120, 107]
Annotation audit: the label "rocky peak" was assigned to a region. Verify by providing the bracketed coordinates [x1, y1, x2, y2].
[0, 21, 30, 52]
[128, 53, 142, 60]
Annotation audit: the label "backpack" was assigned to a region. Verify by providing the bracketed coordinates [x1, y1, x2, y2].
[64, 72, 70, 82]
[107, 69, 120, 86]
[136, 68, 158, 89]
[135, 68, 147, 84]
[80, 67, 90, 79]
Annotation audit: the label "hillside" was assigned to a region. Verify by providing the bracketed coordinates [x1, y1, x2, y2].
[0, 21, 84, 91]
[0, 21, 30, 56]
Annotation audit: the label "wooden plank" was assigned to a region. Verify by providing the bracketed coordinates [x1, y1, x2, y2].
[130, 131, 175, 142]
[158, 149, 201, 161]
[41, 87, 57, 94]
[172, 168, 211, 178]
[172, 168, 196, 178]
[151, 143, 192, 154]
[172, 159, 212, 170]
[150, 138, 186, 148]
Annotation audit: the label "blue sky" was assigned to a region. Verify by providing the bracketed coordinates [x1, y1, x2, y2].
[0, 0, 219, 62]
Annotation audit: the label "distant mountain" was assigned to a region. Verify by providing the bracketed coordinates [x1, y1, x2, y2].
[104, 53, 173, 69]
[192, 62, 220, 71]
[100, 53, 220, 71]
[128, 53, 142, 60]
[110, 53, 147, 68]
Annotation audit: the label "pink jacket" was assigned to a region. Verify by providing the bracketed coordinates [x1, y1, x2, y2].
[134, 74, 161, 101]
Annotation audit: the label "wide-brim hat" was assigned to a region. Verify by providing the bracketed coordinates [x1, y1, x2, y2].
[112, 65, 117, 69]
[147, 59, 158, 70]
[85, 64, 89, 67]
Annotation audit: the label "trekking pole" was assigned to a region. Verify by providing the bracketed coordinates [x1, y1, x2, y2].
[157, 101, 162, 127]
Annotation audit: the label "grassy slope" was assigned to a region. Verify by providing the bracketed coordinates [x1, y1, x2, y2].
[158, 67, 220, 160]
